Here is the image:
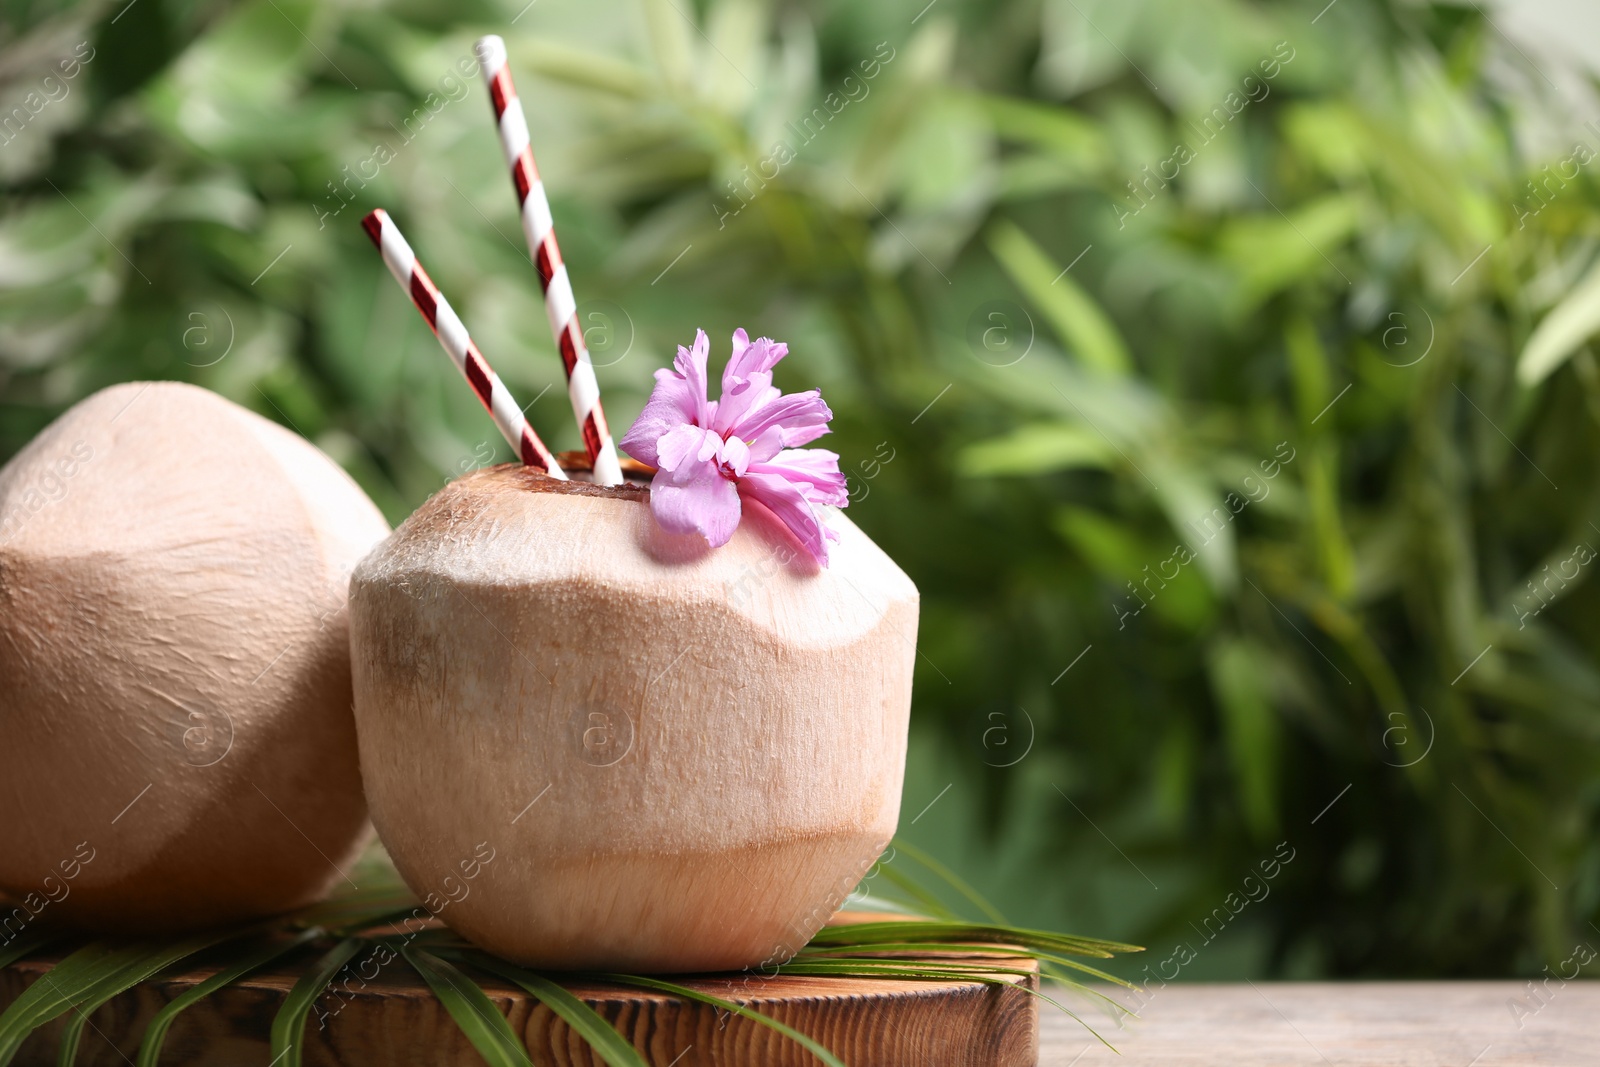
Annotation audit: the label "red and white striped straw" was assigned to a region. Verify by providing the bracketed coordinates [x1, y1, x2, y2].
[361, 208, 566, 480]
[475, 34, 623, 487]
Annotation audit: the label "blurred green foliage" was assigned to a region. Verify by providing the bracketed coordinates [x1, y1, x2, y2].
[4, 0, 1600, 979]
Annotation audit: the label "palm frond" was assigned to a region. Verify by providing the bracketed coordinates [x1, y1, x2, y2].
[596, 973, 849, 1067]
[0, 933, 231, 1067]
[0, 931, 58, 972]
[136, 929, 322, 1067]
[401, 948, 533, 1067]
[460, 953, 650, 1067]
[805, 919, 1140, 958]
[887, 840, 1010, 925]
[288, 888, 425, 935]
[774, 955, 1114, 1049]
[860, 863, 959, 920]
[268, 937, 362, 1067]
[794, 941, 1133, 988]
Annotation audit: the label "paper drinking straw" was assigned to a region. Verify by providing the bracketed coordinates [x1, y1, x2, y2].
[475, 34, 624, 486]
[361, 208, 567, 480]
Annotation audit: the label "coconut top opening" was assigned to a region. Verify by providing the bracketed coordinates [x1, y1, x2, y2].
[364, 449, 918, 648]
[482, 452, 653, 500]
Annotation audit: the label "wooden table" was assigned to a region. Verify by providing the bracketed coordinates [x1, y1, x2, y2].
[9, 943, 1596, 1065]
[3, 941, 1039, 1066]
[1041, 981, 1598, 1066]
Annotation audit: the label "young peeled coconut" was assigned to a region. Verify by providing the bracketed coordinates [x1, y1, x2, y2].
[0, 381, 388, 932]
[349, 464, 918, 972]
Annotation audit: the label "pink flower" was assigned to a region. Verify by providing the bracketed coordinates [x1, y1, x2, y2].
[620, 328, 848, 565]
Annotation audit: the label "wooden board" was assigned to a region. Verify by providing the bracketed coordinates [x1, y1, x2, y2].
[1040, 980, 1600, 1065]
[1, 943, 1037, 1066]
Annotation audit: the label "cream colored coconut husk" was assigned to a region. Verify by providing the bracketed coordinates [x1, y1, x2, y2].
[0, 381, 388, 931]
[350, 464, 918, 972]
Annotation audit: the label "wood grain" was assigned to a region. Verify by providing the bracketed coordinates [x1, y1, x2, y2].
[1041, 980, 1600, 1065]
[0, 944, 1037, 1066]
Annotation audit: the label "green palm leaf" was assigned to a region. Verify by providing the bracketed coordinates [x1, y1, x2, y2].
[798, 942, 1133, 1018]
[0, 930, 58, 972]
[288, 887, 423, 934]
[136, 928, 321, 1067]
[773, 956, 1112, 1049]
[861, 864, 958, 920]
[776, 957, 1038, 981]
[0, 942, 133, 1064]
[0, 933, 227, 1067]
[56, 931, 249, 1067]
[268, 937, 362, 1067]
[400, 948, 533, 1067]
[886, 840, 1009, 925]
[460, 954, 648, 1067]
[597, 973, 847, 1067]
[806, 920, 1140, 958]
[795, 942, 1132, 988]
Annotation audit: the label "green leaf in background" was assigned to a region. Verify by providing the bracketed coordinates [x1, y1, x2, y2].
[980, 94, 1110, 164]
[983, 94, 1110, 198]
[517, 40, 653, 99]
[1519, 256, 1600, 387]
[1284, 318, 1356, 599]
[1206, 637, 1282, 839]
[1147, 456, 1239, 594]
[640, 0, 698, 93]
[1218, 195, 1361, 309]
[1052, 505, 1217, 630]
[958, 422, 1111, 477]
[986, 219, 1132, 376]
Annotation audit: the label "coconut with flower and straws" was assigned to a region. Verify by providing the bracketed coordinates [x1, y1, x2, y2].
[349, 319, 909, 970]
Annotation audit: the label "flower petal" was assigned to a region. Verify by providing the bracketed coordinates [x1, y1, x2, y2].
[733, 389, 833, 452]
[656, 423, 721, 475]
[649, 462, 742, 547]
[715, 380, 781, 438]
[739, 469, 838, 565]
[619, 368, 697, 467]
[715, 331, 792, 435]
[673, 328, 713, 426]
[723, 330, 788, 391]
[749, 448, 848, 507]
[720, 434, 751, 477]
